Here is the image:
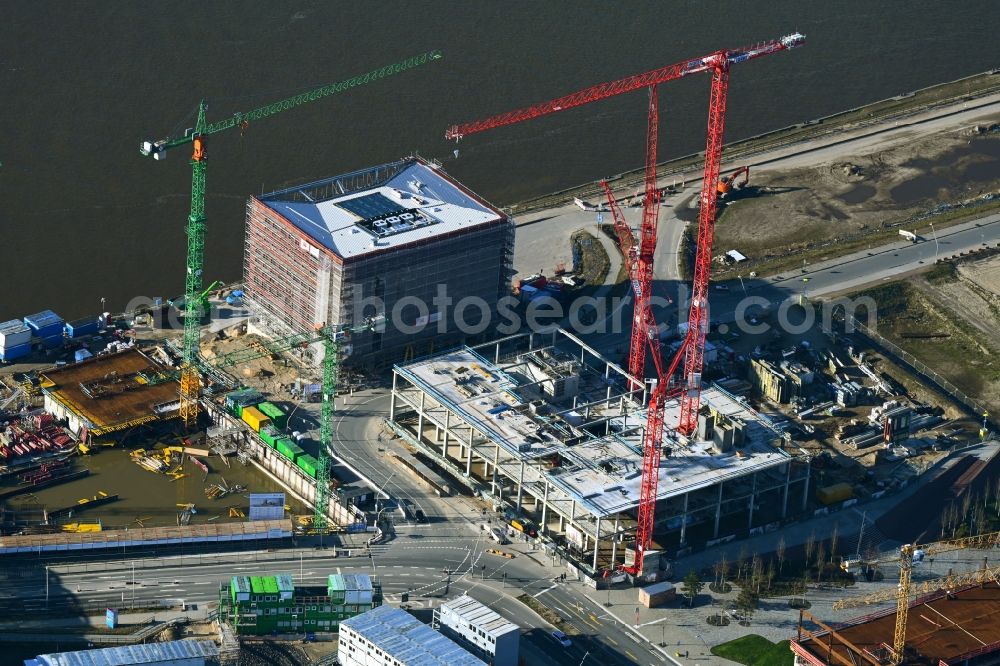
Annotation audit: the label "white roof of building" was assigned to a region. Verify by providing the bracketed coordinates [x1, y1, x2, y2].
[27, 640, 218, 666]
[261, 158, 503, 260]
[341, 605, 483, 666]
[397, 347, 791, 518]
[440, 594, 519, 638]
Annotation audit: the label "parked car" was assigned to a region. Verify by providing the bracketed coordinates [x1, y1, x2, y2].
[551, 630, 572, 648]
[414, 509, 428, 523]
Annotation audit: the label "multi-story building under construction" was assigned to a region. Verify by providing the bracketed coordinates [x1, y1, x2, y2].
[242, 156, 514, 367]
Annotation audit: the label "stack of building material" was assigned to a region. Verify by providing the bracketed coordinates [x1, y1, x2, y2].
[0, 319, 32, 362]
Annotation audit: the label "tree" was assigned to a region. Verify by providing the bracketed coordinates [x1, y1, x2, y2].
[830, 523, 839, 564]
[815, 542, 827, 582]
[736, 587, 759, 624]
[776, 536, 787, 574]
[681, 569, 704, 607]
[804, 530, 817, 567]
[735, 546, 748, 582]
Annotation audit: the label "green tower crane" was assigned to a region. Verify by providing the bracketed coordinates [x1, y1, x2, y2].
[212, 317, 383, 533]
[140, 50, 442, 428]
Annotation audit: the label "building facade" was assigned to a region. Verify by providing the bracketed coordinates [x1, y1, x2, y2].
[434, 595, 519, 666]
[218, 573, 381, 635]
[243, 157, 514, 368]
[339, 605, 484, 666]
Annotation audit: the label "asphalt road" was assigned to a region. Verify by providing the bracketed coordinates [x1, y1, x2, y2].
[708, 213, 1000, 325]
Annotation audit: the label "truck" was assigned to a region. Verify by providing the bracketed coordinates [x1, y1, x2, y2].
[898, 229, 921, 243]
[510, 518, 537, 538]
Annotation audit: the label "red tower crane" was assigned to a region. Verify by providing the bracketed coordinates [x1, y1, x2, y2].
[446, 33, 804, 575]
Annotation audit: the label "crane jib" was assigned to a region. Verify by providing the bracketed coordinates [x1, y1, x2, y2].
[142, 50, 443, 155]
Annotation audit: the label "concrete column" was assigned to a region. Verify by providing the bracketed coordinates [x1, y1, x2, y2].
[747, 473, 758, 530]
[570, 500, 576, 524]
[610, 515, 620, 566]
[781, 463, 792, 519]
[679, 493, 690, 544]
[516, 461, 525, 511]
[801, 462, 811, 512]
[495, 343, 501, 364]
[466, 428, 474, 477]
[713, 482, 724, 538]
[417, 391, 425, 443]
[592, 516, 602, 570]
[442, 411, 450, 459]
[559, 512, 564, 531]
[389, 372, 398, 421]
[541, 481, 549, 534]
[434, 424, 440, 442]
[492, 443, 500, 494]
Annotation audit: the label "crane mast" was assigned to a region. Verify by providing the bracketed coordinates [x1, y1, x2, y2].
[830, 530, 1000, 666]
[445, 34, 802, 576]
[141, 50, 443, 428]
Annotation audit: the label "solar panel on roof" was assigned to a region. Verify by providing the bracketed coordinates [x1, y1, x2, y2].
[337, 192, 438, 239]
[337, 193, 406, 220]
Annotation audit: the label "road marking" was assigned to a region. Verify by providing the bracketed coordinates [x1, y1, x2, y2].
[607, 637, 619, 646]
[626, 651, 638, 662]
[532, 584, 557, 598]
[589, 613, 601, 624]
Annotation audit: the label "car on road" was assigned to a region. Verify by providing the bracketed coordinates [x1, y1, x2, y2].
[714, 284, 729, 291]
[414, 509, 427, 523]
[551, 630, 572, 647]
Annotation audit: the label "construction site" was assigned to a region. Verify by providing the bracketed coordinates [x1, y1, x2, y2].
[386, 328, 810, 577]
[2, 19, 1000, 666]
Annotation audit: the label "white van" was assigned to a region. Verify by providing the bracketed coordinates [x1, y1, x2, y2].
[489, 527, 509, 545]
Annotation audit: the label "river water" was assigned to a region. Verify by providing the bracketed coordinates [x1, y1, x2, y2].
[0, 2, 996, 322]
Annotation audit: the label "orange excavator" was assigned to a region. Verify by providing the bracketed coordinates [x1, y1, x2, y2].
[717, 166, 750, 198]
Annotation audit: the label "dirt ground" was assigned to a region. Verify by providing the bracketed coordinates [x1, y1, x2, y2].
[712, 123, 1000, 267]
[851, 253, 1000, 415]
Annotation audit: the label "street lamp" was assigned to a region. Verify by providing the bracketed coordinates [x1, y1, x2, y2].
[737, 274, 747, 296]
[929, 222, 939, 261]
[45, 564, 49, 609]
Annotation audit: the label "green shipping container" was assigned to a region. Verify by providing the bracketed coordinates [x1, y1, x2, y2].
[297, 454, 318, 479]
[257, 402, 288, 430]
[276, 438, 302, 462]
[260, 426, 279, 447]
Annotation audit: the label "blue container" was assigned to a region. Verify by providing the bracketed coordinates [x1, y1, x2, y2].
[74, 349, 93, 363]
[24, 310, 64, 338]
[65, 319, 100, 338]
[0, 342, 31, 362]
[42, 334, 64, 349]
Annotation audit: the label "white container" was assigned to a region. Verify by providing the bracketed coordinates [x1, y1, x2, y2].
[0, 320, 31, 348]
